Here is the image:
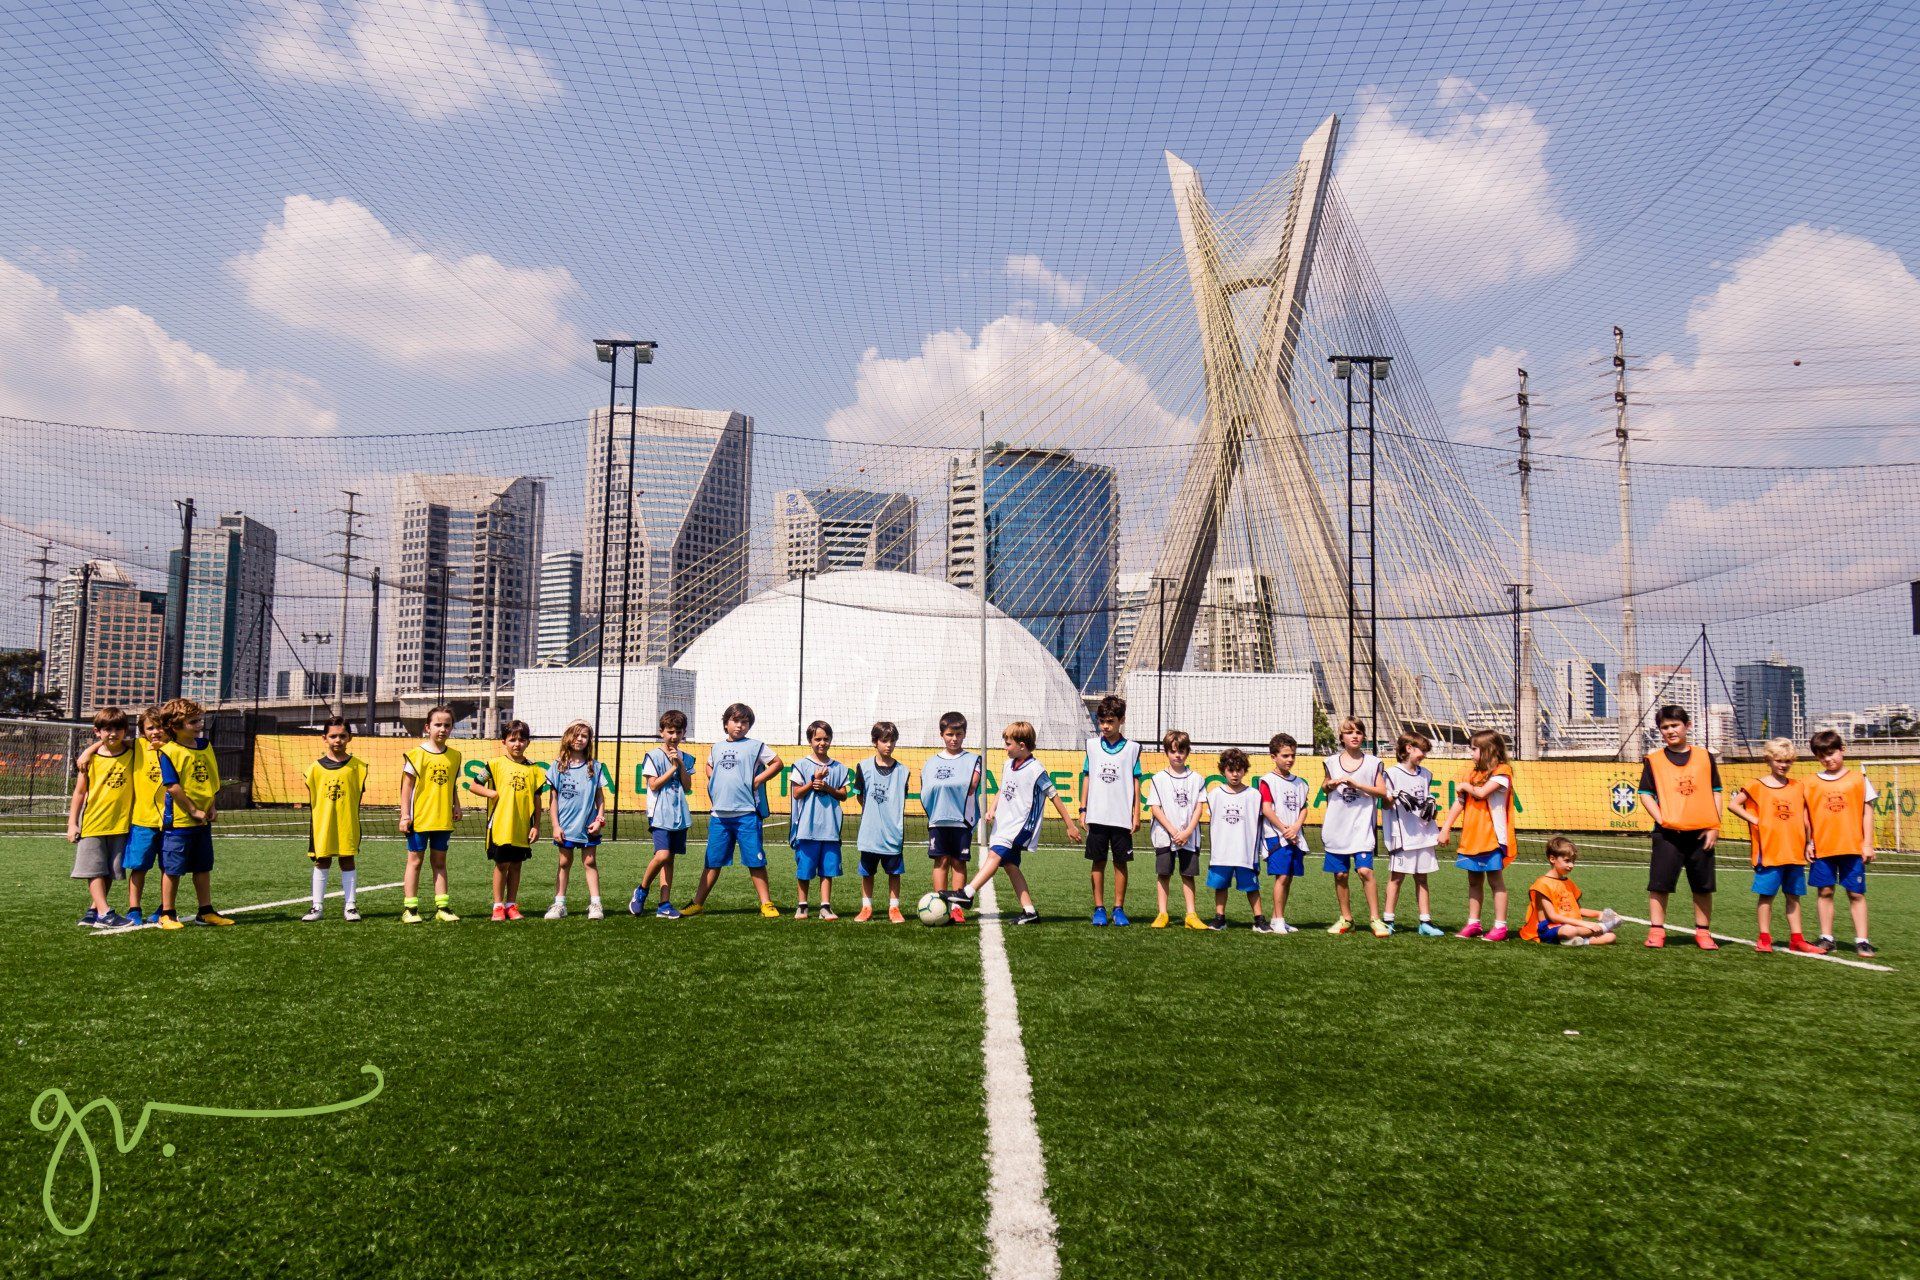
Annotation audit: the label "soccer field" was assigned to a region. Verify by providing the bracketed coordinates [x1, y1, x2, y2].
[6, 824, 1916, 1278]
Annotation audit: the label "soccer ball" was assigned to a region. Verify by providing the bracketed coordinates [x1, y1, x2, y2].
[917, 892, 952, 926]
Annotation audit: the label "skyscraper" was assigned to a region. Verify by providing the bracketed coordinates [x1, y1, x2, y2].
[1733, 657, 1806, 746]
[1191, 569, 1277, 673]
[169, 512, 277, 702]
[47, 561, 168, 715]
[536, 549, 583, 667]
[1640, 664, 1701, 730]
[388, 475, 544, 695]
[947, 446, 1117, 691]
[1111, 572, 1153, 674]
[1550, 658, 1608, 724]
[584, 406, 751, 665]
[774, 488, 917, 579]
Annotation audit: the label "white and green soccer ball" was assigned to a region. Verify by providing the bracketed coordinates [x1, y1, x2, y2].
[917, 891, 952, 926]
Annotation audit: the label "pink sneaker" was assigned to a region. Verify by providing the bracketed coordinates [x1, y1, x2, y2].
[1482, 924, 1510, 942]
[1457, 921, 1485, 939]
[1695, 929, 1720, 951]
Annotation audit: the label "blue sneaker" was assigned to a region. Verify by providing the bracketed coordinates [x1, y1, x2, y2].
[655, 902, 682, 920]
[1112, 908, 1131, 927]
[1091, 907, 1109, 927]
[100, 910, 128, 929]
[77, 908, 100, 928]
[124, 907, 145, 927]
[628, 885, 649, 916]
[1417, 921, 1446, 937]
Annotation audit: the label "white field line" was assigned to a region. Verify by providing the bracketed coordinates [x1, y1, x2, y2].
[1615, 913, 1892, 972]
[975, 879, 1060, 1280]
[92, 882, 403, 936]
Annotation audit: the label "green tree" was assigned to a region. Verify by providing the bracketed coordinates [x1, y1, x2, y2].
[1312, 700, 1335, 754]
[0, 649, 59, 718]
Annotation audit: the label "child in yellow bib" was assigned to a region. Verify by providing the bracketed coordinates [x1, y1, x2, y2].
[303, 716, 369, 922]
[398, 706, 464, 924]
[66, 707, 135, 928]
[463, 720, 545, 922]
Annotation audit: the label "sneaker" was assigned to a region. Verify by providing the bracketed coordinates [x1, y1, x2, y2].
[587, 902, 605, 921]
[1151, 912, 1170, 929]
[1856, 940, 1878, 958]
[1643, 925, 1665, 949]
[124, 907, 145, 927]
[197, 909, 235, 927]
[1694, 929, 1719, 951]
[655, 903, 682, 920]
[628, 886, 649, 916]
[1598, 908, 1623, 933]
[679, 902, 705, 917]
[793, 904, 810, 920]
[1755, 934, 1775, 954]
[77, 908, 100, 928]
[818, 905, 838, 921]
[1816, 935, 1836, 955]
[1482, 924, 1510, 942]
[434, 907, 460, 923]
[1092, 907, 1109, 927]
[100, 910, 128, 929]
[1185, 913, 1209, 931]
[1206, 915, 1226, 932]
[504, 904, 524, 921]
[400, 907, 424, 925]
[949, 906, 966, 925]
[343, 905, 361, 922]
[1274, 920, 1300, 935]
[1788, 937, 1822, 955]
[491, 905, 507, 922]
[888, 905, 906, 924]
[854, 905, 874, 923]
[759, 901, 781, 919]
[1565, 936, 1592, 947]
[1417, 921, 1446, 937]
[545, 901, 567, 920]
[1111, 908, 1131, 928]
[1252, 920, 1275, 934]
[1010, 909, 1041, 926]
[1326, 917, 1352, 936]
[301, 907, 324, 923]
[1370, 918, 1392, 938]
[1458, 921, 1485, 940]
[158, 913, 186, 931]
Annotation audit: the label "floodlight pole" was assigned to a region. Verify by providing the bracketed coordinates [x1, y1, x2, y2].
[1330, 355, 1387, 749]
[796, 569, 810, 742]
[978, 409, 989, 862]
[592, 338, 656, 839]
[365, 567, 381, 737]
[162, 498, 195, 701]
[70, 561, 95, 720]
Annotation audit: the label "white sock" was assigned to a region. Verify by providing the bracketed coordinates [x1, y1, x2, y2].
[1467, 916, 1481, 926]
[494, 901, 505, 910]
[554, 895, 565, 905]
[589, 896, 601, 908]
[341, 868, 357, 906]
[1493, 918, 1507, 930]
[1419, 912, 1432, 922]
[1382, 913, 1395, 923]
[889, 896, 900, 908]
[862, 895, 874, 908]
[311, 866, 327, 908]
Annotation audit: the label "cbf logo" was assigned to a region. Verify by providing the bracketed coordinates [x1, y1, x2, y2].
[1610, 783, 1638, 815]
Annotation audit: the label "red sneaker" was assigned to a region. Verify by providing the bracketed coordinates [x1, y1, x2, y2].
[505, 904, 524, 921]
[1788, 937, 1822, 955]
[853, 905, 874, 923]
[1755, 932, 1774, 953]
[1644, 926, 1666, 949]
[490, 904, 507, 922]
[1695, 929, 1720, 951]
[888, 905, 906, 924]
[949, 905, 966, 924]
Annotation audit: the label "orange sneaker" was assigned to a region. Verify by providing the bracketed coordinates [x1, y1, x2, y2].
[854, 905, 874, 923]
[505, 904, 524, 921]
[888, 905, 906, 924]
[1644, 925, 1666, 949]
[949, 905, 966, 924]
[490, 904, 507, 922]
[1695, 929, 1720, 951]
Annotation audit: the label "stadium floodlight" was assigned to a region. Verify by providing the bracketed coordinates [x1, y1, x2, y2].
[594, 341, 614, 363]
[1371, 355, 1391, 381]
[1331, 357, 1353, 380]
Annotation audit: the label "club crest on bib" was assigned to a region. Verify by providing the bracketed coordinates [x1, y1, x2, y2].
[1825, 794, 1846, 812]
[1773, 800, 1792, 822]
[1676, 776, 1696, 797]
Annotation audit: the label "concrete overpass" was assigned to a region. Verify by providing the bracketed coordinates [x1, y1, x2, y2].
[204, 687, 510, 735]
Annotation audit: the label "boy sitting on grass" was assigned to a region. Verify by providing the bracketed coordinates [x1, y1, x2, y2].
[1520, 835, 1618, 946]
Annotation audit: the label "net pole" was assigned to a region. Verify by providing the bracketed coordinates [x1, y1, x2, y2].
[978, 409, 989, 862]
[365, 567, 381, 737]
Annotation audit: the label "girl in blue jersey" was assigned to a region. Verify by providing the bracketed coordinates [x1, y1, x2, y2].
[686, 703, 784, 918]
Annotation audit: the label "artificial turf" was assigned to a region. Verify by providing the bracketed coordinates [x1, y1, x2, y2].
[4, 822, 1914, 1278]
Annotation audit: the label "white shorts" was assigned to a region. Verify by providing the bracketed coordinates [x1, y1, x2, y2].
[1388, 848, 1439, 875]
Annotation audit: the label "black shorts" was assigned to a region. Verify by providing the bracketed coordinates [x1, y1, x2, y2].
[1154, 844, 1199, 878]
[929, 826, 973, 861]
[1649, 827, 1716, 895]
[1084, 823, 1134, 865]
[487, 842, 531, 864]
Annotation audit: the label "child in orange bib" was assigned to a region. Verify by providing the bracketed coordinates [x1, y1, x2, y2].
[1803, 729, 1877, 958]
[1726, 737, 1816, 955]
[1521, 836, 1616, 946]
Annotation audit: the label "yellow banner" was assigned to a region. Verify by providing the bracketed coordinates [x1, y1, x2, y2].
[253, 737, 1916, 842]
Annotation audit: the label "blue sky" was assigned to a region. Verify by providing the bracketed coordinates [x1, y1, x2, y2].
[3, 0, 1918, 714]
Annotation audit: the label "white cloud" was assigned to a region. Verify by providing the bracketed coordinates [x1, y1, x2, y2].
[229, 195, 582, 372]
[1635, 223, 1920, 461]
[0, 255, 336, 434]
[1004, 254, 1087, 308]
[1336, 79, 1578, 299]
[250, 0, 560, 121]
[1453, 344, 1529, 444]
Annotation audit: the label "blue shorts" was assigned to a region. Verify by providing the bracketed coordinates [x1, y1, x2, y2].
[989, 842, 1026, 868]
[1456, 847, 1506, 873]
[1264, 839, 1305, 878]
[1323, 851, 1375, 874]
[929, 826, 973, 861]
[1206, 865, 1259, 894]
[1752, 864, 1807, 897]
[160, 826, 214, 876]
[1537, 922, 1564, 945]
[858, 851, 904, 877]
[1809, 855, 1867, 895]
[705, 812, 766, 870]
[554, 835, 601, 853]
[406, 830, 451, 854]
[123, 825, 162, 873]
[651, 827, 688, 856]
[794, 839, 843, 881]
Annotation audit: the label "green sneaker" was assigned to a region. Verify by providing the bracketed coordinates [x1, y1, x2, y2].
[399, 907, 423, 924]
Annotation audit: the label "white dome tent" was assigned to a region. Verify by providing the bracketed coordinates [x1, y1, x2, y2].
[674, 570, 1091, 748]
